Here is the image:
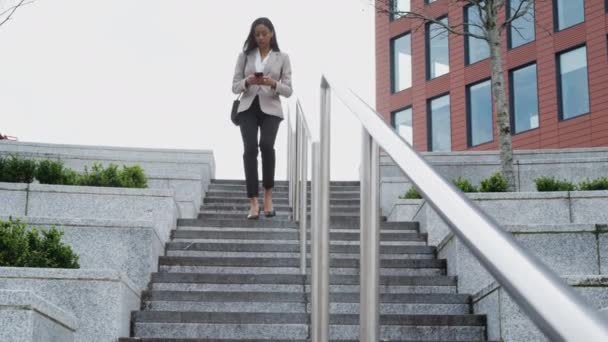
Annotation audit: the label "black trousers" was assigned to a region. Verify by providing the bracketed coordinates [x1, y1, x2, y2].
[238, 96, 282, 198]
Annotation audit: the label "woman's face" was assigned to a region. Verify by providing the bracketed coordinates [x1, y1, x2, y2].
[254, 24, 273, 49]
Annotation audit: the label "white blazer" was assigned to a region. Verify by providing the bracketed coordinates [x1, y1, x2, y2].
[232, 50, 293, 119]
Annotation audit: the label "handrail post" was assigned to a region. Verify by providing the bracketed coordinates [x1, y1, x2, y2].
[360, 130, 380, 342]
[311, 78, 331, 342]
[298, 106, 308, 275]
[294, 115, 302, 222]
[287, 108, 293, 209]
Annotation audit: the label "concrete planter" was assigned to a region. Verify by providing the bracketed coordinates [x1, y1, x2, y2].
[380, 147, 608, 215]
[399, 191, 608, 247]
[386, 198, 424, 221]
[0, 290, 77, 342]
[437, 223, 607, 295]
[0, 182, 178, 245]
[1, 216, 165, 291]
[0, 268, 140, 342]
[0, 141, 216, 218]
[473, 276, 608, 341]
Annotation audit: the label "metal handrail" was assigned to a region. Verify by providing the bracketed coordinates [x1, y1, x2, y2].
[311, 74, 608, 341]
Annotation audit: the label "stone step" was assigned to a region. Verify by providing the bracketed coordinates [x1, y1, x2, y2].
[131, 312, 486, 340]
[210, 179, 360, 186]
[158, 256, 445, 269]
[150, 273, 458, 294]
[195, 213, 388, 221]
[165, 242, 435, 255]
[145, 301, 469, 315]
[141, 291, 470, 315]
[205, 191, 359, 199]
[143, 291, 470, 305]
[157, 257, 445, 276]
[120, 338, 307, 342]
[120, 340, 494, 342]
[120, 339, 494, 342]
[208, 184, 362, 192]
[177, 218, 415, 230]
[203, 196, 360, 206]
[132, 311, 308, 339]
[200, 203, 361, 213]
[169, 239, 426, 248]
[152, 282, 458, 294]
[166, 251, 434, 260]
[150, 273, 455, 286]
[171, 230, 426, 242]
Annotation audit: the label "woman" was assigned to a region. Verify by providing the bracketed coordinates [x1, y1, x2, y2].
[232, 17, 293, 219]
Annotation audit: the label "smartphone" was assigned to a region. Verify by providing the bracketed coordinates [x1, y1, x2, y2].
[254, 72, 264, 78]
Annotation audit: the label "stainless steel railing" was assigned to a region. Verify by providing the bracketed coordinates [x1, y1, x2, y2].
[287, 74, 608, 341]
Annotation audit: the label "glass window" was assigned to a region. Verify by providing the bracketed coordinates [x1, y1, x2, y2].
[508, 0, 535, 48]
[390, 0, 410, 21]
[427, 18, 450, 79]
[428, 95, 451, 152]
[426, 0, 438, 3]
[392, 107, 413, 144]
[510, 64, 539, 133]
[558, 46, 590, 120]
[466, 5, 489, 64]
[391, 33, 412, 92]
[555, 0, 585, 31]
[467, 80, 493, 146]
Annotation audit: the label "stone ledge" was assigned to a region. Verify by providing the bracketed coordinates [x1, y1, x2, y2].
[0, 182, 29, 191]
[0, 290, 77, 330]
[0, 140, 214, 154]
[0, 267, 140, 297]
[0, 267, 142, 341]
[27, 183, 174, 197]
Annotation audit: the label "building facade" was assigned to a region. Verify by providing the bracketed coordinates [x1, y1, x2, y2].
[376, 0, 608, 151]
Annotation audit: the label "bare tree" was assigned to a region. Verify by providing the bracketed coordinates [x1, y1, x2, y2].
[0, 0, 35, 28]
[376, 0, 538, 191]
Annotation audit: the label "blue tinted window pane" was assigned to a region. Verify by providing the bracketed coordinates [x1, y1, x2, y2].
[393, 107, 413, 144]
[430, 95, 451, 151]
[428, 18, 449, 79]
[392, 34, 412, 92]
[559, 46, 590, 119]
[466, 5, 489, 64]
[468, 80, 493, 146]
[509, 0, 535, 48]
[391, 0, 411, 20]
[512, 64, 539, 133]
[556, 0, 584, 31]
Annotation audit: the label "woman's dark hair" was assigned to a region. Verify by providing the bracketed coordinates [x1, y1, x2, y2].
[243, 17, 281, 54]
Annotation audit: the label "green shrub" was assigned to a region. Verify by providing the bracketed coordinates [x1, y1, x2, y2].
[35, 159, 68, 185]
[479, 172, 508, 192]
[451, 177, 478, 193]
[0, 155, 37, 183]
[78, 163, 147, 188]
[400, 187, 422, 199]
[0, 218, 79, 268]
[118, 165, 147, 188]
[578, 177, 608, 191]
[535, 176, 577, 192]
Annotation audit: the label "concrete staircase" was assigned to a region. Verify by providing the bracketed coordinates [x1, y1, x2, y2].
[120, 179, 491, 341]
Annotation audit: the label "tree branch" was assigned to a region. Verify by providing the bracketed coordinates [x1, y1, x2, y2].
[0, 0, 35, 27]
[501, 0, 534, 31]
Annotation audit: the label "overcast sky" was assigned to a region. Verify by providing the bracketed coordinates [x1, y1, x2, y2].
[0, 0, 376, 180]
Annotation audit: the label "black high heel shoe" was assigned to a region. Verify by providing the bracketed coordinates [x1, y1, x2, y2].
[247, 208, 260, 220]
[264, 209, 276, 217]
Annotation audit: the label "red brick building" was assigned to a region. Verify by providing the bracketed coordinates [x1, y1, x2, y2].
[376, 0, 608, 151]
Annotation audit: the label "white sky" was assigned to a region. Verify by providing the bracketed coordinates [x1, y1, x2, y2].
[0, 0, 376, 180]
